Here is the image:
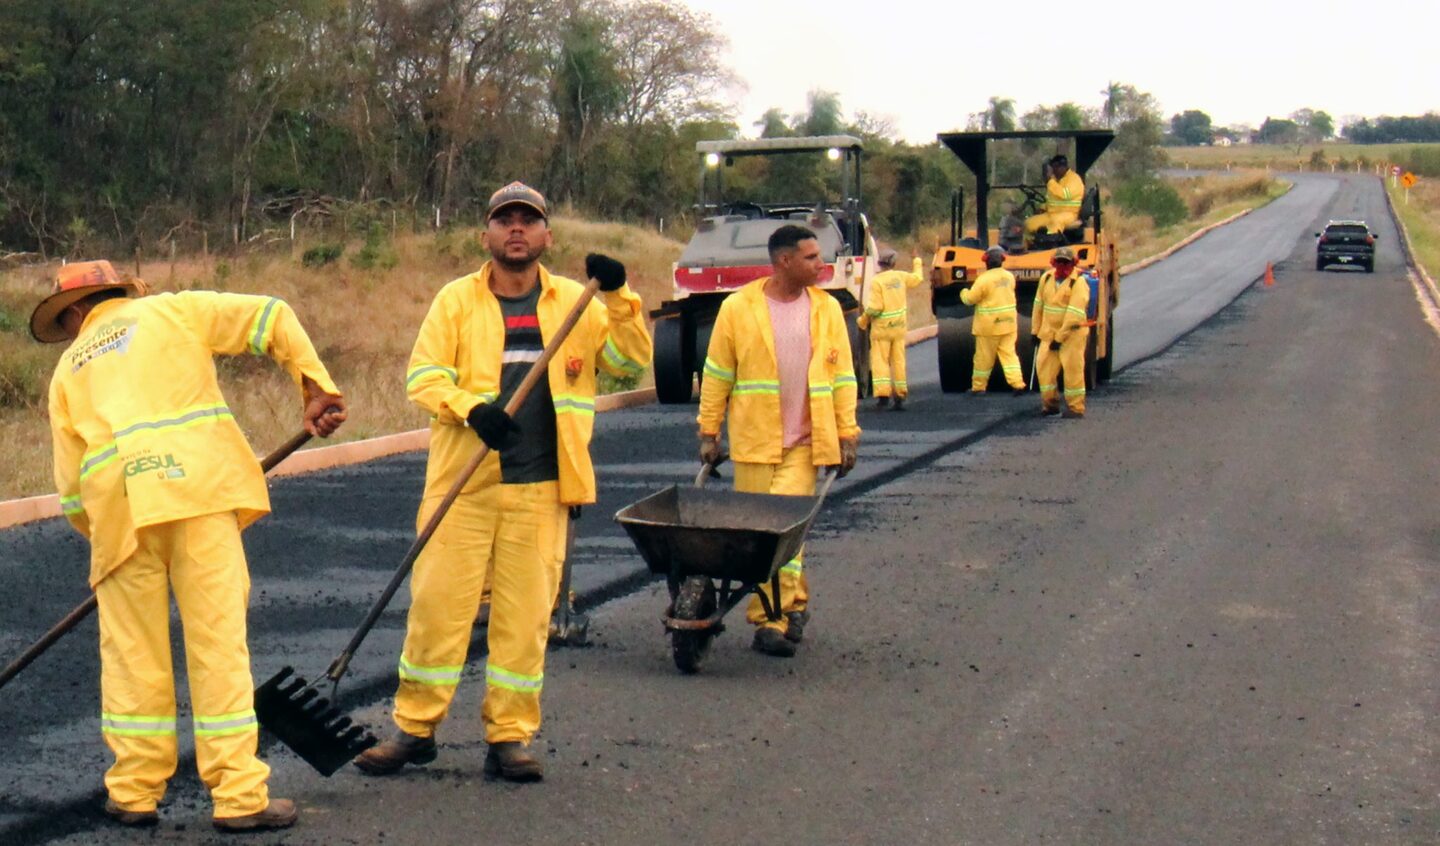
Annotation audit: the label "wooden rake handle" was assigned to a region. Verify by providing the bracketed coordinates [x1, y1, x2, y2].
[323, 277, 602, 684]
[0, 428, 316, 691]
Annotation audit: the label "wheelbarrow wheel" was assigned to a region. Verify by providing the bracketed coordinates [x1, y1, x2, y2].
[671, 576, 717, 675]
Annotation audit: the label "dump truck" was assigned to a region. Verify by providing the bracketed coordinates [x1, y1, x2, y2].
[651, 135, 878, 403]
[930, 129, 1119, 392]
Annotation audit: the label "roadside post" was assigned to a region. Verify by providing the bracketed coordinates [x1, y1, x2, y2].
[1402, 172, 1417, 205]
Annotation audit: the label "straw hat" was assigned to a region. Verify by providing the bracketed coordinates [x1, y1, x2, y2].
[30, 261, 145, 343]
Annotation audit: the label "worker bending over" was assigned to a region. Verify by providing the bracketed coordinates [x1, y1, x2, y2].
[1030, 245, 1090, 418]
[698, 224, 860, 657]
[37, 260, 346, 832]
[859, 249, 923, 410]
[962, 246, 1026, 395]
[355, 182, 650, 782]
[1025, 154, 1085, 237]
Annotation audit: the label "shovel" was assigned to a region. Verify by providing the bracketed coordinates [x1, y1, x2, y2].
[0, 428, 317, 692]
[548, 506, 589, 647]
[256, 276, 603, 776]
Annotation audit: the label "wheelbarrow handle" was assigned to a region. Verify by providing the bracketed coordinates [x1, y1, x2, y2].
[693, 454, 729, 488]
[0, 429, 316, 692]
[323, 277, 603, 686]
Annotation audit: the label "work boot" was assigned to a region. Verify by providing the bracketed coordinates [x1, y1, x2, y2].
[891, 397, 906, 412]
[1040, 405, 1060, 417]
[752, 626, 797, 658]
[875, 395, 890, 409]
[103, 799, 158, 828]
[1011, 387, 1027, 397]
[966, 390, 986, 399]
[484, 741, 544, 782]
[784, 609, 811, 643]
[212, 799, 298, 833]
[1062, 408, 1085, 419]
[353, 730, 437, 775]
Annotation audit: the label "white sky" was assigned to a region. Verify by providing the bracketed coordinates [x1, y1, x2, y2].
[681, 0, 1439, 143]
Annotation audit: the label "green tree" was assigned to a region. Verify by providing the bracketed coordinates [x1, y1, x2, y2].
[1169, 110, 1214, 146]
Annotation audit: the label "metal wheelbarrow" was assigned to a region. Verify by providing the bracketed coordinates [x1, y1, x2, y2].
[615, 463, 837, 673]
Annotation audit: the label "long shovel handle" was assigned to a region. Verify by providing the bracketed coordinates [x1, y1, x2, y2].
[323, 277, 602, 685]
[0, 429, 315, 691]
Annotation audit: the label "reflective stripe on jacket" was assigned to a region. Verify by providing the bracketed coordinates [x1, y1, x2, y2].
[960, 267, 1019, 337]
[1030, 270, 1092, 345]
[406, 262, 651, 506]
[861, 258, 924, 338]
[697, 279, 860, 465]
[1046, 170, 1085, 212]
[47, 292, 341, 586]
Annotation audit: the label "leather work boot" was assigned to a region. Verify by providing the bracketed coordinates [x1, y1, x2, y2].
[892, 397, 906, 411]
[484, 741, 544, 782]
[212, 799, 298, 833]
[103, 799, 158, 828]
[1011, 387, 1027, 397]
[752, 626, 797, 657]
[784, 609, 811, 643]
[874, 395, 890, 409]
[1062, 409, 1085, 419]
[1040, 405, 1061, 417]
[353, 730, 437, 775]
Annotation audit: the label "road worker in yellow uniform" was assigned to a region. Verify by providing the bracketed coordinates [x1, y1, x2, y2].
[355, 182, 650, 781]
[858, 249, 923, 410]
[961, 246, 1027, 395]
[1025, 154, 1085, 237]
[36, 260, 347, 833]
[698, 224, 860, 658]
[1030, 245, 1091, 418]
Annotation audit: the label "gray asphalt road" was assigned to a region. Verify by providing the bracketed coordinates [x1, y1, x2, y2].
[5, 173, 1432, 844]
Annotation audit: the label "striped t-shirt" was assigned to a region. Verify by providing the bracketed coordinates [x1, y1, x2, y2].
[494, 285, 558, 483]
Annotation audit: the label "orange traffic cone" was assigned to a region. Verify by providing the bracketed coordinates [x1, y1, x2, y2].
[1264, 262, 1274, 287]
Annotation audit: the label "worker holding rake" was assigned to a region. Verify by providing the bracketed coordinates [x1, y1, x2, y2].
[354, 182, 650, 782]
[35, 260, 347, 832]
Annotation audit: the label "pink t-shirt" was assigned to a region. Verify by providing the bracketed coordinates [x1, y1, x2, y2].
[766, 291, 812, 448]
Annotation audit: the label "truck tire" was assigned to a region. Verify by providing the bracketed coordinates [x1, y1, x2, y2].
[845, 311, 871, 398]
[1084, 330, 1098, 391]
[937, 318, 972, 393]
[1097, 320, 1114, 383]
[1014, 314, 1035, 392]
[654, 316, 693, 404]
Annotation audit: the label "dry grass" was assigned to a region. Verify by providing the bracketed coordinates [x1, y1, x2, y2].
[1388, 180, 1440, 283]
[0, 216, 683, 499]
[1168, 142, 1439, 173]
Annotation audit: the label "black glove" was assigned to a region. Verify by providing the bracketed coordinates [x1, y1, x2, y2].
[467, 403, 522, 452]
[1031, 335, 1042, 349]
[585, 253, 627, 292]
[1049, 340, 1062, 351]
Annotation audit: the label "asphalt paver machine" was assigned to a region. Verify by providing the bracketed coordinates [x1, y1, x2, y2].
[652, 135, 879, 403]
[930, 129, 1120, 392]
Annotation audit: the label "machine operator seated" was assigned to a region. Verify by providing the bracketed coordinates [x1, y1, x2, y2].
[1025, 154, 1084, 240]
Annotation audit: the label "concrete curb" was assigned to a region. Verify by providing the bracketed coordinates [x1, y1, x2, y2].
[0, 387, 660, 530]
[1381, 176, 1440, 299]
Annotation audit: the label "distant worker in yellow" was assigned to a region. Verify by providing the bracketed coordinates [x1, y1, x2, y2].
[37, 260, 347, 833]
[1026, 154, 1085, 237]
[859, 248, 923, 410]
[961, 246, 1026, 395]
[698, 224, 860, 657]
[1030, 246, 1091, 418]
[355, 182, 651, 783]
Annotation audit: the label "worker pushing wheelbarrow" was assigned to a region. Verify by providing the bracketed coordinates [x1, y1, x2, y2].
[616, 461, 839, 673]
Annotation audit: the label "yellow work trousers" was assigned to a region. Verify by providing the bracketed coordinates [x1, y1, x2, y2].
[737, 445, 817, 632]
[869, 332, 908, 398]
[392, 481, 566, 745]
[971, 332, 1025, 392]
[94, 511, 268, 820]
[1036, 330, 1089, 413]
[1025, 209, 1080, 234]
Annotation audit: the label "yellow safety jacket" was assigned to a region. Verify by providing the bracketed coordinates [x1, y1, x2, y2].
[1046, 170, 1086, 215]
[1031, 270, 1091, 345]
[47, 292, 341, 586]
[406, 262, 651, 506]
[697, 279, 860, 466]
[860, 258, 924, 339]
[960, 267, 1019, 336]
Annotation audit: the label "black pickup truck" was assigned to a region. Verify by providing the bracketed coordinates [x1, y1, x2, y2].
[1315, 220, 1377, 272]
